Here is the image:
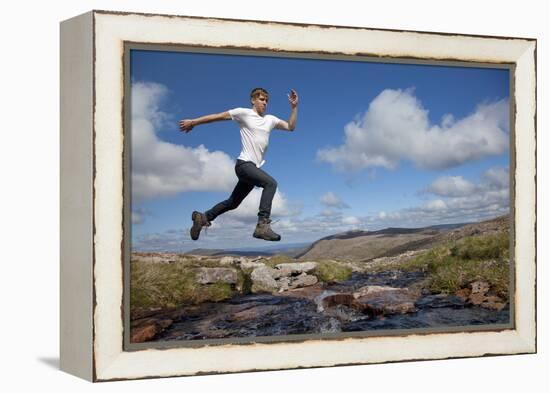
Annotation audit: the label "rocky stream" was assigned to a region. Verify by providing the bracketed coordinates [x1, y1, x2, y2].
[131, 261, 510, 343]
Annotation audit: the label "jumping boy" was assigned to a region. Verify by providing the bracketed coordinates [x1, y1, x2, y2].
[179, 87, 299, 242]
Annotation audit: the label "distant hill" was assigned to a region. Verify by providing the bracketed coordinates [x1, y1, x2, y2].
[296, 216, 507, 262]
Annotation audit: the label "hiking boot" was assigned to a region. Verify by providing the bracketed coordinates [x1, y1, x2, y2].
[253, 217, 281, 241]
[190, 211, 211, 240]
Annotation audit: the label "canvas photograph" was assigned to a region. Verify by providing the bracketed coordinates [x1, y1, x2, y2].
[126, 47, 513, 346]
[59, 10, 536, 380]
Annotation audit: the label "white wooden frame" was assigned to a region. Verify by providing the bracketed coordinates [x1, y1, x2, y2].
[60, 10, 536, 382]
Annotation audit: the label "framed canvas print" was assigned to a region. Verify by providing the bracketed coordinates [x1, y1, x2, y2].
[60, 10, 537, 382]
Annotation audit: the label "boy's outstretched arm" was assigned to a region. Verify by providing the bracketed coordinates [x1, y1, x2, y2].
[276, 89, 299, 131]
[179, 111, 231, 133]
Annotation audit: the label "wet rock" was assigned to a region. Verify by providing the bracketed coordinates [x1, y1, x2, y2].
[320, 287, 418, 316]
[131, 318, 173, 343]
[353, 285, 420, 315]
[469, 293, 486, 305]
[455, 288, 471, 301]
[131, 324, 158, 343]
[480, 296, 507, 311]
[279, 283, 325, 300]
[275, 262, 318, 274]
[251, 266, 279, 293]
[195, 267, 238, 284]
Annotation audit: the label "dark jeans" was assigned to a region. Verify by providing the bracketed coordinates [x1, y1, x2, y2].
[205, 159, 277, 222]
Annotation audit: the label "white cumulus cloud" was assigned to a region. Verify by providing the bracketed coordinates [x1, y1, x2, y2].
[317, 88, 509, 172]
[482, 167, 509, 190]
[320, 191, 350, 209]
[222, 188, 295, 223]
[377, 166, 510, 225]
[426, 176, 477, 197]
[342, 216, 361, 226]
[131, 81, 235, 202]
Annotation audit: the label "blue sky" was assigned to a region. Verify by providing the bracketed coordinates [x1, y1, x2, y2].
[130, 49, 510, 252]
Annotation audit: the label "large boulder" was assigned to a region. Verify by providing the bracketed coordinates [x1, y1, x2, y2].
[289, 273, 318, 289]
[219, 256, 236, 266]
[352, 285, 420, 315]
[250, 266, 279, 293]
[275, 262, 318, 275]
[278, 283, 325, 300]
[251, 266, 318, 293]
[323, 285, 420, 315]
[276, 273, 318, 292]
[194, 267, 238, 284]
[240, 259, 266, 270]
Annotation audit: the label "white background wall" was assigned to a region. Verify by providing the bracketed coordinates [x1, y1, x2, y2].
[1, 0, 546, 391]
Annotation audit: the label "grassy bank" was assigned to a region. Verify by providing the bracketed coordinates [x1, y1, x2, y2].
[398, 231, 510, 296]
[131, 261, 235, 309]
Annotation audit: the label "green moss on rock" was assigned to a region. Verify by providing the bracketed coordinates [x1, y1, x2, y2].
[313, 260, 352, 283]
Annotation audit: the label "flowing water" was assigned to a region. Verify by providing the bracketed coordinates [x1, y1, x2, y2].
[155, 271, 510, 342]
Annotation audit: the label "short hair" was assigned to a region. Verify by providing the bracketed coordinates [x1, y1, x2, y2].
[250, 87, 269, 100]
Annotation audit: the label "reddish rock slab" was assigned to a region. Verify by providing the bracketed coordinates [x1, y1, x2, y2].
[130, 317, 174, 343]
[455, 288, 471, 301]
[278, 283, 325, 300]
[468, 293, 486, 305]
[131, 324, 159, 343]
[353, 286, 420, 315]
[480, 296, 507, 311]
[319, 286, 420, 316]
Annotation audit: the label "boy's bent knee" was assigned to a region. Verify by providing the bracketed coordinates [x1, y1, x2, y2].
[265, 178, 277, 189]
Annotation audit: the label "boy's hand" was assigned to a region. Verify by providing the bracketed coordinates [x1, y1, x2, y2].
[287, 89, 299, 108]
[179, 119, 194, 133]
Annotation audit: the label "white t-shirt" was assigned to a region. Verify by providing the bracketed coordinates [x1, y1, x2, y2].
[228, 108, 282, 168]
